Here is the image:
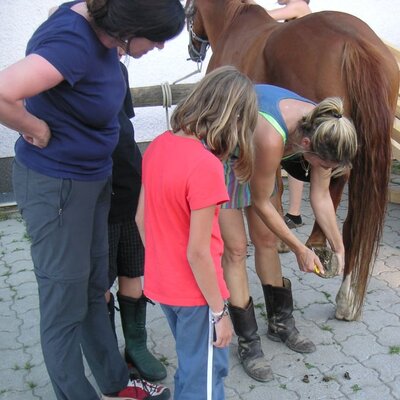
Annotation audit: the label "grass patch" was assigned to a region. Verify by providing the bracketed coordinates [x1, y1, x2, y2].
[392, 159, 400, 175]
[389, 345, 400, 355]
[159, 355, 170, 366]
[320, 324, 334, 333]
[24, 362, 34, 371]
[322, 291, 331, 300]
[304, 362, 316, 369]
[351, 384, 361, 393]
[27, 381, 37, 390]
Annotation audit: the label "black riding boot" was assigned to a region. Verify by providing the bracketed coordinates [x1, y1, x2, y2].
[262, 278, 316, 353]
[117, 292, 167, 381]
[229, 297, 273, 382]
[107, 292, 117, 342]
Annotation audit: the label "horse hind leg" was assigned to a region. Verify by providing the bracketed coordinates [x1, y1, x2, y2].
[335, 272, 361, 321]
[335, 208, 362, 321]
[305, 174, 348, 275]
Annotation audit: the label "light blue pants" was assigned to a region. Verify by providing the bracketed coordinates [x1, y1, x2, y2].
[161, 304, 229, 400]
[13, 159, 128, 400]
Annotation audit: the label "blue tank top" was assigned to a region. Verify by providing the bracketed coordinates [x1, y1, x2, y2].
[254, 84, 315, 144]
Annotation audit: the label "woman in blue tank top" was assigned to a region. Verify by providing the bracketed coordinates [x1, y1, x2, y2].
[220, 84, 358, 382]
[0, 1, 185, 399]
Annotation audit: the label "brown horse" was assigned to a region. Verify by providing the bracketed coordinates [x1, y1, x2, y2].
[185, 0, 399, 320]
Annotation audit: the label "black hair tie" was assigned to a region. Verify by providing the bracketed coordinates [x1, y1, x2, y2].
[332, 112, 342, 119]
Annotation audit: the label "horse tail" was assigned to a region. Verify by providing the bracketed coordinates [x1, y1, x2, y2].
[341, 39, 397, 317]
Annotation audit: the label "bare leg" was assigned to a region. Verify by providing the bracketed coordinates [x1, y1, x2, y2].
[118, 276, 142, 298]
[246, 202, 315, 353]
[105, 277, 142, 304]
[219, 208, 250, 308]
[246, 205, 283, 287]
[219, 207, 273, 382]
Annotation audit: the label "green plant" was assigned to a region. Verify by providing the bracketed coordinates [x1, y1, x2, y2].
[351, 384, 361, 393]
[0, 212, 10, 221]
[322, 291, 331, 300]
[389, 346, 400, 355]
[24, 362, 33, 371]
[321, 324, 333, 333]
[23, 232, 31, 242]
[159, 356, 169, 366]
[392, 159, 400, 175]
[27, 381, 37, 389]
[260, 310, 267, 318]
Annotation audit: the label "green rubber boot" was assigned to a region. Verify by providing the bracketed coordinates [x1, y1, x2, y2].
[107, 292, 117, 342]
[117, 292, 167, 381]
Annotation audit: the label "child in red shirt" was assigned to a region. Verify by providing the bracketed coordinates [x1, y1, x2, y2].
[136, 66, 258, 400]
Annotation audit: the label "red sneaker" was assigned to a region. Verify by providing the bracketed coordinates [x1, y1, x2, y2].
[102, 378, 171, 400]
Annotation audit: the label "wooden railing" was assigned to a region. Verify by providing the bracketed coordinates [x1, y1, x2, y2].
[385, 41, 400, 204]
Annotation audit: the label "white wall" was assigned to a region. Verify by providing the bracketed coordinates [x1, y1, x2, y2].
[1, 0, 399, 157]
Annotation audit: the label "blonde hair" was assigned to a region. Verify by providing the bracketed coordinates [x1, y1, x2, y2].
[170, 66, 258, 182]
[299, 97, 357, 176]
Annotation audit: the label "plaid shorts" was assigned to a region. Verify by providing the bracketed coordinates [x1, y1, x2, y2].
[108, 217, 144, 287]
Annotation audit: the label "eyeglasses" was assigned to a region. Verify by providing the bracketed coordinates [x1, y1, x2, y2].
[120, 38, 132, 57]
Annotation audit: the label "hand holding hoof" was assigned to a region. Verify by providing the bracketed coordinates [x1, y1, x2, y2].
[307, 246, 339, 278]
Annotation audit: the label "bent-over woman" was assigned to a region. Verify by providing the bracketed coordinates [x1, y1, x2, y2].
[220, 84, 357, 382]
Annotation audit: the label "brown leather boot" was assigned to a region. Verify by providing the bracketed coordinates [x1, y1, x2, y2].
[229, 297, 273, 382]
[263, 278, 316, 353]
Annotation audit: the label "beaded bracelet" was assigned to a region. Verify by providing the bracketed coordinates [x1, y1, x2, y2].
[211, 303, 229, 324]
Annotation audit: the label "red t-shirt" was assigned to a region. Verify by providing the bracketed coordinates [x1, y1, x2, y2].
[142, 131, 230, 306]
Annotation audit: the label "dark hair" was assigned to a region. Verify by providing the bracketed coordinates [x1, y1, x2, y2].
[86, 0, 185, 42]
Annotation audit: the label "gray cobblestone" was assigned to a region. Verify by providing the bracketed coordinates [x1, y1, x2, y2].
[0, 185, 399, 399]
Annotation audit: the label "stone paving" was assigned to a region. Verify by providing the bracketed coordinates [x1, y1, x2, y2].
[0, 181, 399, 400]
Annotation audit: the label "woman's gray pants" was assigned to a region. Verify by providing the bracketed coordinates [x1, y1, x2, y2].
[13, 159, 128, 400]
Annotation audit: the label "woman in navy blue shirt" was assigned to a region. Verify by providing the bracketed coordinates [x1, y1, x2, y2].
[0, 1, 184, 399]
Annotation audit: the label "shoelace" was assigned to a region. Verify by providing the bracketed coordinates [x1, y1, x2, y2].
[129, 378, 162, 396]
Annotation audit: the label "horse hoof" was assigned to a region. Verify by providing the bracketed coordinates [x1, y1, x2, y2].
[277, 240, 290, 253]
[335, 305, 361, 321]
[334, 274, 362, 321]
[307, 246, 339, 278]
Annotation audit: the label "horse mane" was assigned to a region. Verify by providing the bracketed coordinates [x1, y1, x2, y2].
[227, 0, 275, 24]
